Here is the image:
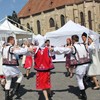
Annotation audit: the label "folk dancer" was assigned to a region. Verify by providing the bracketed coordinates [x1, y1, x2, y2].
[52, 35, 91, 100]
[64, 38, 74, 78]
[33, 45, 55, 100]
[70, 35, 91, 100]
[2, 36, 32, 100]
[87, 34, 100, 90]
[22, 40, 33, 79]
[0, 41, 6, 89]
[81, 32, 91, 88]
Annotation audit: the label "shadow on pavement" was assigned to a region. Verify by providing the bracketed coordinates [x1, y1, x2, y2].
[52, 85, 80, 98]
[28, 72, 36, 79]
[13, 84, 79, 100]
[66, 85, 80, 97]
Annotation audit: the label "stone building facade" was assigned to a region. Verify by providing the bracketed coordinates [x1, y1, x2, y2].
[18, 0, 100, 35]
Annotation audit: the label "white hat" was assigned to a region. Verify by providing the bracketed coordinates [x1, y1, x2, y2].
[89, 34, 97, 42]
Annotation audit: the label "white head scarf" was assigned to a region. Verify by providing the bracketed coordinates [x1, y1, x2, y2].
[89, 34, 100, 52]
[89, 34, 97, 42]
[34, 39, 39, 46]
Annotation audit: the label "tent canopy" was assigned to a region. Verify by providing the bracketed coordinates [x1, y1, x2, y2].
[0, 18, 35, 42]
[45, 20, 100, 46]
[45, 20, 89, 38]
[0, 19, 32, 35]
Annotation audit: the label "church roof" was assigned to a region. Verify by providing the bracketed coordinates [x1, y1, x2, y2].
[18, 0, 84, 18]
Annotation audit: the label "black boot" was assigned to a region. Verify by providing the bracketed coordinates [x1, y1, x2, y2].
[11, 83, 20, 97]
[83, 76, 88, 89]
[5, 90, 10, 100]
[79, 90, 87, 100]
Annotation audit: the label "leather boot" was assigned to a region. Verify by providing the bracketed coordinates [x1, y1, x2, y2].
[5, 90, 10, 100]
[79, 90, 87, 100]
[83, 76, 88, 89]
[11, 83, 20, 97]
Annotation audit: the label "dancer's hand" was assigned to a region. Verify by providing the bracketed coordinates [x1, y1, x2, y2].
[86, 44, 88, 49]
[67, 46, 73, 49]
[28, 47, 33, 52]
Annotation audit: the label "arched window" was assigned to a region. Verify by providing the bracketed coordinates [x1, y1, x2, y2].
[30, 27, 33, 32]
[20, 26, 23, 30]
[27, 23, 30, 29]
[80, 12, 85, 26]
[49, 18, 55, 27]
[37, 20, 41, 34]
[60, 15, 65, 26]
[88, 11, 92, 29]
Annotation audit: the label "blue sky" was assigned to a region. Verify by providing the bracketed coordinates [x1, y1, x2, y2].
[0, 0, 28, 20]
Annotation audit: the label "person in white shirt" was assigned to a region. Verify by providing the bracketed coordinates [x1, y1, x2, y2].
[81, 32, 91, 89]
[53, 35, 90, 100]
[71, 35, 91, 100]
[81, 32, 88, 45]
[88, 34, 100, 90]
[0, 41, 6, 89]
[2, 36, 32, 100]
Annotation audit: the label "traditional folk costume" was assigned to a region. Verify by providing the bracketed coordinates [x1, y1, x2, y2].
[23, 45, 33, 70]
[65, 53, 71, 69]
[22, 45, 33, 69]
[88, 35, 100, 76]
[0, 48, 4, 78]
[22, 45, 33, 80]
[0, 41, 5, 87]
[34, 47, 54, 90]
[71, 42, 91, 100]
[0, 50, 5, 83]
[54, 44, 90, 99]
[2, 43, 28, 100]
[0, 41, 4, 78]
[24, 55, 33, 69]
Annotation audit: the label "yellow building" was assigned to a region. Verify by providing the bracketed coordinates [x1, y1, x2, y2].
[18, 0, 100, 35]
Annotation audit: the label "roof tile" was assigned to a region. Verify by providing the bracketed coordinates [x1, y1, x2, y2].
[18, 0, 83, 18]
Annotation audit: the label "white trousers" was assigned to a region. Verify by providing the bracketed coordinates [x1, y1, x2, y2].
[5, 72, 23, 90]
[75, 64, 89, 90]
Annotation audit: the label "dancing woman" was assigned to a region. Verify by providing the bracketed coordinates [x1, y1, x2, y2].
[65, 38, 74, 78]
[88, 35, 100, 90]
[33, 46, 55, 100]
[23, 40, 33, 79]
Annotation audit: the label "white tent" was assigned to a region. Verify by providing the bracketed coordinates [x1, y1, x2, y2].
[0, 20, 27, 34]
[45, 20, 100, 62]
[45, 20, 89, 46]
[0, 18, 35, 43]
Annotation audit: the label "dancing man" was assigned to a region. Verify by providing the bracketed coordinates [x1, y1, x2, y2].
[2, 36, 32, 100]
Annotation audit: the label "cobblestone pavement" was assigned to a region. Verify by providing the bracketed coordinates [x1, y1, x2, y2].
[0, 63, 100, 100]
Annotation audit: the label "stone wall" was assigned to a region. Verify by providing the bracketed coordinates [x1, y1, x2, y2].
[20, 1, 100, 35]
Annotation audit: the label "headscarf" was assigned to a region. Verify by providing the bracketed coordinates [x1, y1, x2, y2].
[34, 39, 39, 46]
[89, 34, 100, 52]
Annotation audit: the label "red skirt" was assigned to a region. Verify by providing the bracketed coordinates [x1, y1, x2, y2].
[65, 54, 71, 68]
[36, 72, 51, 90]
[24, 56, 33, 69]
